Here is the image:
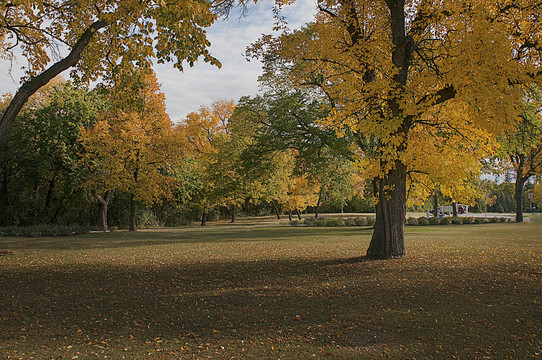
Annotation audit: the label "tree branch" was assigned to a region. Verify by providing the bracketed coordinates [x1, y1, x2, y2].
[0, 19, 108, 142]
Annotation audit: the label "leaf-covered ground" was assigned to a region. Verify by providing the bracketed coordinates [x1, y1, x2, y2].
[0, 223, 540, 359]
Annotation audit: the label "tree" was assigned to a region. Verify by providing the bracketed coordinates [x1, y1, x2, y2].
[281, 173, 320, 221]
[500, 88, 542, 222]
[238, 92, 359, 218]
[177, 100, 236, 225]
[0, 80, 102, 226]
[80, 69, 182, 231]
[250, 1, 542, 259]
[0, 0, 242, 142]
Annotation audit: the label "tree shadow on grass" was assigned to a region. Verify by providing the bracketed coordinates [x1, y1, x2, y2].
[1, 252, 538, 359]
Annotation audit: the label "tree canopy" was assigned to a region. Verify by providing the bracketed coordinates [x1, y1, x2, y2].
[0, 0, 243, 141]
[249, 0, 542, 258]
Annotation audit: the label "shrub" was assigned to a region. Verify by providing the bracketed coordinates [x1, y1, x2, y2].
[0, 224, 91, 237]
[488, 217, 498, 223]
[366, 216, 376, 226]
[290, 220, 301, 226]
[428, 217, 440, 225]
[407, 217, 418, 225]
[462, 217, 473, 224]
[474, 217, 487, 224]
[326, 218, 345, 227]
[440, 217, 452, 225]
[344, 218, 355, 226]
[354, 216, 368, 226]
[137, 209, 164, 228]
[451, 217, 463, 225]
[531, 213, 542, 223]
[417, 217, 429, 225]
[304, 218, 317, 227]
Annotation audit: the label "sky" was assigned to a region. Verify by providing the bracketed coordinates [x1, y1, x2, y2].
[0, 0, 316, 122]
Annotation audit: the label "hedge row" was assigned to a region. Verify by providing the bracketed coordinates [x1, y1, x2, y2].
[290, 216, 376, 227]
[0, 224, 92, 237]
[290, 216, 512, 227]
[408, 216, 511, 225]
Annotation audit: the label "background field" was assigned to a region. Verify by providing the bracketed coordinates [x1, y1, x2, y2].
[1, 223, 540, 359]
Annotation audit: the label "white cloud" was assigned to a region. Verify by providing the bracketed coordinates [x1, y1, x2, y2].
[157, 0, 316, 121]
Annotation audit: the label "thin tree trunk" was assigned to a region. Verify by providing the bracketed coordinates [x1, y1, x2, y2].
[231, 205, 236, 223]
[288, 210, 293, 222]
[296, 209, 302, 220]
[44, 174, 57, 217]
[129, 194, 136, 231]
[452, 201, 458, 217]
[315, 191, 322, 219]
[366, 162, 407, 260]
[515, 176, 527, 223]
[433, 189, 439, 218]
[0, 20, 108, 142]
[271, 200, 281, 219]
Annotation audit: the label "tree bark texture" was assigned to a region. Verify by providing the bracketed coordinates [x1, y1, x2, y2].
[201, 210, 207, 226]
[515, 176, 527, 223]
[231, 205, 236, 223]
[433, 189, 439, 218]
[366, 161, 407, 259]
[315, 191, 322, 219]
[97, 190, 114, 232]
[129, 194, 137, 231]
[271, 200, 281, 219]
[0, 20, 107, 142]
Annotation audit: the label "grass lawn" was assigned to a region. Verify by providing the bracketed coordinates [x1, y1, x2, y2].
[0, 223, 540, 359]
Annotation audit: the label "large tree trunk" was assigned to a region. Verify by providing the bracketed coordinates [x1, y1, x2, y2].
[0, 20, 107, 142]
[452, 201, 458, 217]
[515, 176, 528, 223]
[366, 162, 407, 260]
[97, 190, 114, 232]
[129, 194, 137, 231]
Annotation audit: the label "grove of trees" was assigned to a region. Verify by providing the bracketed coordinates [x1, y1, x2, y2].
[1, 0, 542, 260]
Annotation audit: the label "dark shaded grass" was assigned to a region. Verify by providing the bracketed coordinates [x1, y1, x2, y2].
[0, 224, 540, 359]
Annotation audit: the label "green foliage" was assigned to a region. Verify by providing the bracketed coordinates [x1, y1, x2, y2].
[451, 217, 463, 225]
[291, 216, 373, 227]
[137, 209, 164, 229]
[417, 217, 429, 226]
[0, 82, 103, 226]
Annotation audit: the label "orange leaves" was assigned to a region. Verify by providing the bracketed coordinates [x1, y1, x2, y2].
[254, 0, 539, 193]
[178, 100, 236, 155]
[79, 69, 181, 206]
